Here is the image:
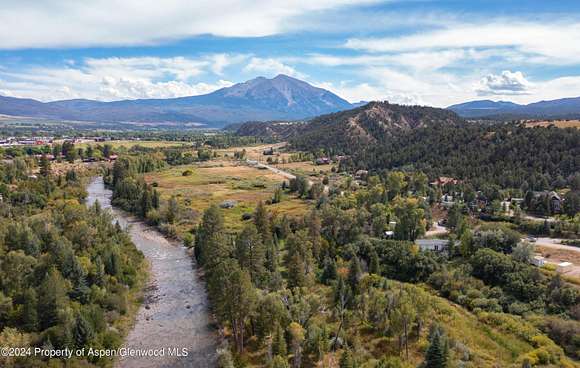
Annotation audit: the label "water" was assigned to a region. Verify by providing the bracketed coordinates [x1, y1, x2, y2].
[86, 177, 217, 368]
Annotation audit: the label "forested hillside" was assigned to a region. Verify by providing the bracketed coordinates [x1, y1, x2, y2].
[0, 158, 145, 367]
[254, 102, 580, 190]
[334, 123, 580, 190]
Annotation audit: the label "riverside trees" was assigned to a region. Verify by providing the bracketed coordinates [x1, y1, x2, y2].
[0, 161, 145, 367]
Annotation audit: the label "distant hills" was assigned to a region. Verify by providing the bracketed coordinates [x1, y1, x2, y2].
[0, 75, 354, 127]
[235, 101, 465, 153]
[448, 97, 580, 119]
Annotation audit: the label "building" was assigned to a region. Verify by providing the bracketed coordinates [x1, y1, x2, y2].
[315, 157, 331, 165]
[440, 194, 455, 208]
[530, 255, 546, 267]
[532, 191, 562, 213]
[416, 239, 458, 253]
[430, 176, 461, 187]
[355, 170, 368, 180]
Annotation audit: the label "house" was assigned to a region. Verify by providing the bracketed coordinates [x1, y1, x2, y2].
[263, 147, 275, 155]
[383, 230, 394, 239]
[315, 157, 331, 165]
[430, 176, 461, 187]
[440, 194, 455, 208]
[355, 170, 368, 180]
[532, 191, 562, 213]
[530, 255, 546, 267]
[416, 239, 458, 253]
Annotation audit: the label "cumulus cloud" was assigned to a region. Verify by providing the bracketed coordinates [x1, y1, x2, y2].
[475, 70, 533, 96]
[244, 57, 305, 78]
[0, 55, 241, 101]
[0, 0, 378, 49]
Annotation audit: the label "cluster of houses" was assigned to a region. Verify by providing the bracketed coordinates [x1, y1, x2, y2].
[0, 136, 54, 146]
[0, 136, 117, 148]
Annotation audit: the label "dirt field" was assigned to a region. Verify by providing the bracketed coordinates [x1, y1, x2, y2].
[525, 120, 580, 129]
[537, 246, 580, 278]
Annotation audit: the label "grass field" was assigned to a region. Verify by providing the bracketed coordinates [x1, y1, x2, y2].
[74, 139, 192, 150]
[143, 160, 310, 234]
[525, 120, 580, 129]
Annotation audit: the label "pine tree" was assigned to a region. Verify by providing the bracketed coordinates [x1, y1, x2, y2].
[195, 205, 225, 265]
[235, 224, 266, 286]
[272, 323, 287, 357]
[369, 249, 380, 275]
[285, 231, 314, 288]
[39, 154, 51, 177]
[424, 326, 448, 368]
[321, 257, 337, 285]
[348, 256, 362, 295]
[166, 195, 179, 224]
[37, 268, 67, 330]
[21, 288, 39, 332]
[73, 314, 94, 348]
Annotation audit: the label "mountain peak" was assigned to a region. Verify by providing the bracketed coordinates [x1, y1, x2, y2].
[0, 75, 354, 126]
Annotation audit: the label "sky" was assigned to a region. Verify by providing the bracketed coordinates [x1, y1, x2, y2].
[1, 0, 580, 107]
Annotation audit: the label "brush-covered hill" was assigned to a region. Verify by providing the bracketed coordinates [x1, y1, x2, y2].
[234, 101, 465, 153]
[290, 101, 464, 154]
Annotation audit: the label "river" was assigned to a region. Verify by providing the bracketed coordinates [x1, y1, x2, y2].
[86, 177, 217, 368]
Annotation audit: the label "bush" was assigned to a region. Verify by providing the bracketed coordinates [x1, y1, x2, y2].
[182, 169, 193, 177]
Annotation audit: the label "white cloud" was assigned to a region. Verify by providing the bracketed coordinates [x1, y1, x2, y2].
[305, 49, 471, 71]
[244, 57, 305, 78]
[345, 21, 580, 65]
[0, 55, 240, 101]
[0, 0, 378, 49]
[475, 70, 532, 96]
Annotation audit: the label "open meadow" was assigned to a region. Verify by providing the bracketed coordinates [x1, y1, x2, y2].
[143, 159, 310, 234]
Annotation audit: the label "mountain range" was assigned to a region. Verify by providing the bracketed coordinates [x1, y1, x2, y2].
[3, 73, 580, 125]
[0, 75, 354, 127]
[448, 97, 580, 119]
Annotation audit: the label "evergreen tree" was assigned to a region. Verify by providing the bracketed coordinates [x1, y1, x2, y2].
[235, 224, 266, 286]
[369, 249, 380, 275]
[39, 154, 51, 177]
[21, 288, 39, 332]
[73, 314, 94, 348]
[424, 326, 448, 368]
[166, 195, 179, 224]
[321, 257, 337, 285]
[272, 323, 287, 357]
[195, 205, 225, 265]
[285, 231, 314, 288]
[348, 256, 362, 295]
[37, 268, 67, 330]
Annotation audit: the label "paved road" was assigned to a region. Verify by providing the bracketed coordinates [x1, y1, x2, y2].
[253, 161, 330, 194]
[534, 237, 580, 254]
[426, 222, 449, 237]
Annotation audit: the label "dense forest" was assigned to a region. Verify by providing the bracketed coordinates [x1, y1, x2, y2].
[0, 157, 145, 367]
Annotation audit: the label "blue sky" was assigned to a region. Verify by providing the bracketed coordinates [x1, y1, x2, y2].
[1, 0, 580, 107]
